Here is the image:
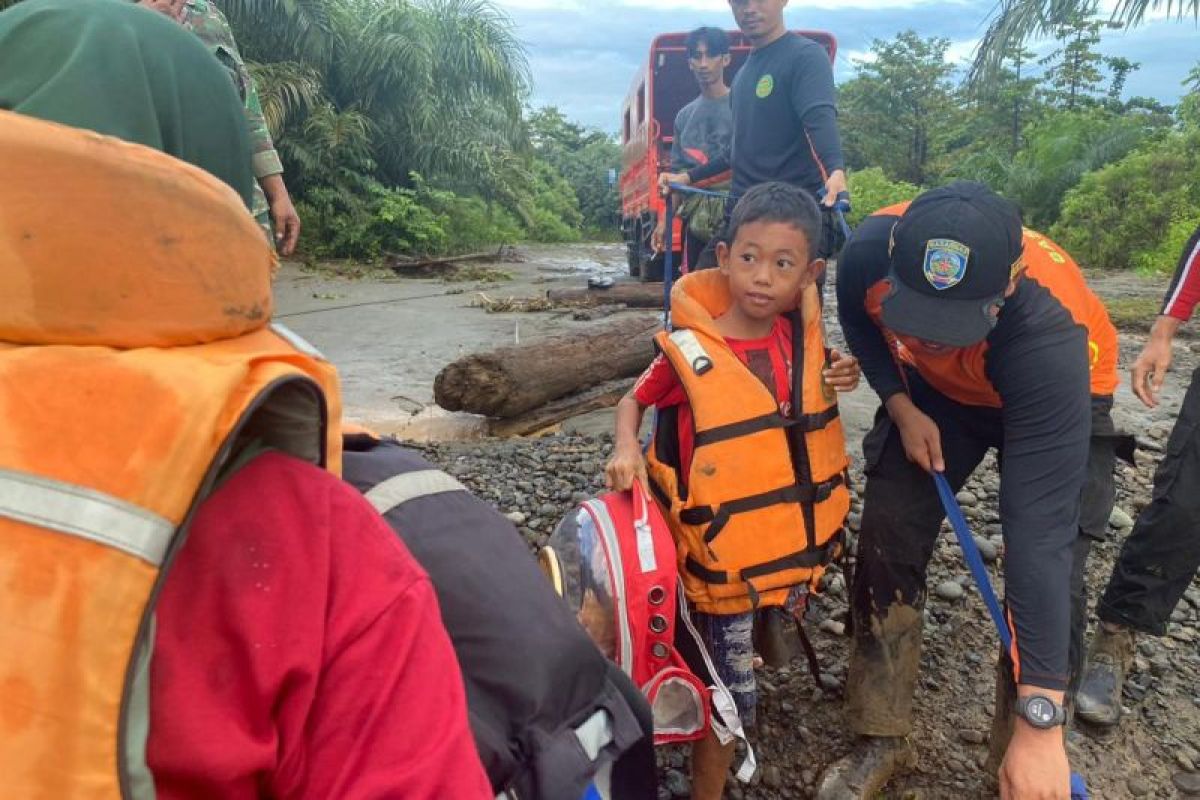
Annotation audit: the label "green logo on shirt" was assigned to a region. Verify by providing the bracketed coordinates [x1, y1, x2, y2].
[755, 74, 774, 99]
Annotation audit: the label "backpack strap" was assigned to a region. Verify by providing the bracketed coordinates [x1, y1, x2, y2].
[363, 469, 468, 514]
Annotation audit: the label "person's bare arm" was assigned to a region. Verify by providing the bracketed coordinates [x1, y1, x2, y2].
[1132, 315, 1182, 408]
[139, 0, 186, 22]
[605, 393, 648, 491]
[258, 173, 301, 256]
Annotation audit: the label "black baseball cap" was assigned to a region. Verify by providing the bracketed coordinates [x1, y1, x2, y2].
[882, 181, 1024, 348]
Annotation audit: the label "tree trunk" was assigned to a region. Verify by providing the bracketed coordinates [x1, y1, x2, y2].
[488, 379, 633, 437]
[434, 314, 659, 418]
[546, 283, 665, 308]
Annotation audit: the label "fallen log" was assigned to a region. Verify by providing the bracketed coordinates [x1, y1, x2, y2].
[435, 314, 658, 418]
[387, 245, 520, 273]
[546, 283, 664, 309]
[489, 379, 633, 438]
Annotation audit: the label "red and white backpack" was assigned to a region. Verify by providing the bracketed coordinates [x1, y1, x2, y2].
[542, 484, 755, 779]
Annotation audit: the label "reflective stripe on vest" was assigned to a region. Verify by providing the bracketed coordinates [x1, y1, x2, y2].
[364, 469, 468, 515]
[0, 467, 174, 565]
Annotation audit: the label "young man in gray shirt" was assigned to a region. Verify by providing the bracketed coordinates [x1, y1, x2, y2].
[653, 26, 732, 270]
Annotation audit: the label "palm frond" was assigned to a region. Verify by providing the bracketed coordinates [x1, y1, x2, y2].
[247, 60, 325, 137]
[971, 0, 1199, 87]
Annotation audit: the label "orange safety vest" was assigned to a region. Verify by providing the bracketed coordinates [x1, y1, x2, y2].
[866, 202, 1120, 406]
[0, 110, 342, 798]
[645, 271, 850, 614]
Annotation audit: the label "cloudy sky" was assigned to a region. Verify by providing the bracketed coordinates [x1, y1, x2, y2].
[491, 0, 1196, 132]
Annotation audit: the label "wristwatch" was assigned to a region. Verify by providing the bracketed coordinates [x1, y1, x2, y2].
[1015, 695, 1066, 729]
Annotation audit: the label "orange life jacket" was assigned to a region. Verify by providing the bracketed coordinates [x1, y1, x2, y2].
[645, 271, 850, 614]
[866, 202, 1119, 406]
[0, 110, 341, 798]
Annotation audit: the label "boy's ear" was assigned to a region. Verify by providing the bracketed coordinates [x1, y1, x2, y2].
[804, 257, 827, 286]
[716, 240, 732, 274]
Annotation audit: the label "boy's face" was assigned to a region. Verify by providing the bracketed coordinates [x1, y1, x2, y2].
[688, 42, 731, 90]
[717, 220, 824, 321]
[728, 0, 787, 40]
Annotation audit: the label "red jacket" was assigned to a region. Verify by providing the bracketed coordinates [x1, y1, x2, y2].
[148, 451, 492, 799]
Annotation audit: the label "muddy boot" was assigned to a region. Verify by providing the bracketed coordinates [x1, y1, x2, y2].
[1075, 623, 1135, 726]
[815, 736, 916, 799]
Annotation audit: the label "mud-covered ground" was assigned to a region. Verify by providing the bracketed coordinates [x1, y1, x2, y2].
[278, 245, 1200, 798]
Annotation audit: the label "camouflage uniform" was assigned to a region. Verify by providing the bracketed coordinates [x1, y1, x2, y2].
[180, 0, 279, 238]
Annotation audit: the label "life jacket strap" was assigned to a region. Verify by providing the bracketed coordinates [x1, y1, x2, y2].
[683, 531, 842, 586]
[692, 403, 840, 450]
[678, 473, 847, 544]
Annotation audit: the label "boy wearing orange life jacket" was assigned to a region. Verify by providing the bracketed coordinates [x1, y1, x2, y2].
[606, 182, 860, 799]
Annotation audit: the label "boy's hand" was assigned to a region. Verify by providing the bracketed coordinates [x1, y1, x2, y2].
[824, 349, 860, 392]
[605, 441, 646, 492]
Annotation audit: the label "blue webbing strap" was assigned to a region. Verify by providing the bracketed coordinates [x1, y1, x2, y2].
[933, 471, 1011, 650]
[933, 471, 1088, 799]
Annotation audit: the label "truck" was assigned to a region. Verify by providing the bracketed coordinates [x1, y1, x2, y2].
[618, 29, 836, 281]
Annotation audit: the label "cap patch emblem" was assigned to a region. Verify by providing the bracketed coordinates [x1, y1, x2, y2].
[923, 238, 970, 290]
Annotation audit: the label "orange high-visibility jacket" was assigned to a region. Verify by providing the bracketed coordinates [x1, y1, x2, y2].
[0, 110, 341, 798]
[645, 271, 850, 614]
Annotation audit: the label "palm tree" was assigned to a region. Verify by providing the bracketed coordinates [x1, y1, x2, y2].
[972, 0, 1198, 85]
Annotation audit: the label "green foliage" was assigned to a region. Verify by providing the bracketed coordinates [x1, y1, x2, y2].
[527, 106, 620, 233]
[998, 109, 1162, 228]
[297, 181, 449, 261]
[840, 31, 960, 185]
[221, 0, 596, 254]
[1037, 11, 1109, 110]
[1051, 129, 1200, 270]
[1132, 214, 1200, 275]
[846, 168, 920, 227]
[971, 0, 1200, 86]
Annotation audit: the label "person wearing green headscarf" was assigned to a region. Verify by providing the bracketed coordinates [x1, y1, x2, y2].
[0, 0, 255, 207]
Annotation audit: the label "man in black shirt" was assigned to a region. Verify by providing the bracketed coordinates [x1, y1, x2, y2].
[823, 183, 1121, 799]
[659, 0, 847, 256]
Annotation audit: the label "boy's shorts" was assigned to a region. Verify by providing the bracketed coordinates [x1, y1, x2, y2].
[691, 610, 757, 727]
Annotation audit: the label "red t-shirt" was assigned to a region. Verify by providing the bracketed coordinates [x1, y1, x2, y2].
[634, 316, 793, 479]
[148, 452, 492, 800]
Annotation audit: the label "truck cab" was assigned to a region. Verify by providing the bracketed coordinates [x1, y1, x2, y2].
[619, 30, 836, 281]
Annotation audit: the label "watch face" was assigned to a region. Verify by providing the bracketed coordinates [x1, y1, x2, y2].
[1026, 697, 1057, 726]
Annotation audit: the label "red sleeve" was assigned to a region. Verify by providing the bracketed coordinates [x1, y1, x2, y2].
[633, 353, 686, 408]
[148, 453, 491, 800]
[1162, 224, 1200, 322]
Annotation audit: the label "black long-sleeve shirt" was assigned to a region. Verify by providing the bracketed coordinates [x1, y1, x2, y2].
[837, 209, 1119, 690]
[687, 33, 844, 197]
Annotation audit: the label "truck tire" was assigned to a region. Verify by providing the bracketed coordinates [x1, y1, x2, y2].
[626, 222, 641, 278]
[639, 251, 664, 283]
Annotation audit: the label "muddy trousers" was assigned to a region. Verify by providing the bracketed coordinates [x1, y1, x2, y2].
[845, 389, 1116, 737]
[1098, 367, 1200, 636]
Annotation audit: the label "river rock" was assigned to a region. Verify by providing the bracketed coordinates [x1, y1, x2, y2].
[973, 536, 999, 563]
[1109, 507, 1135, 530]
[1127, 776, 1152, 796]
[504, 510, 527, 525]
[1174, 770, 1200, 795]
[663, 768, 690, 798]
[936, 581, 965, 601]
[820, 619, 847, 636]
[955, 490, 978, 507]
